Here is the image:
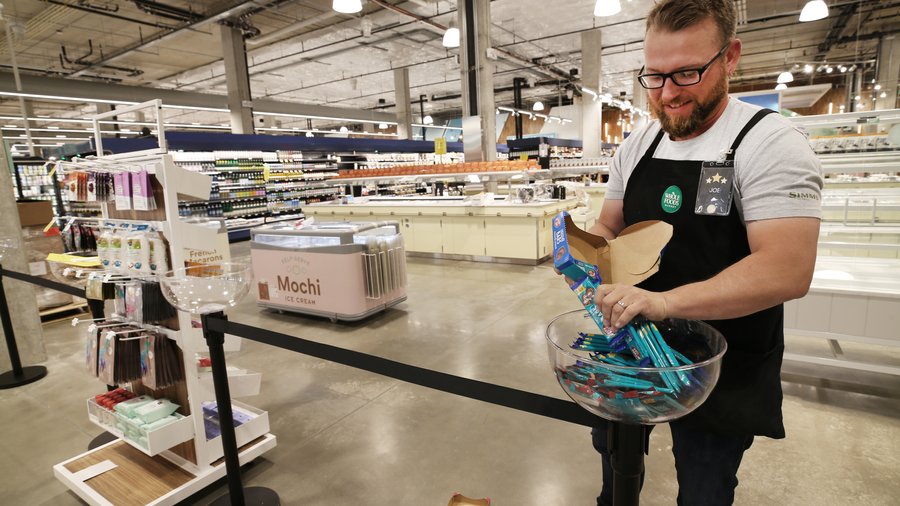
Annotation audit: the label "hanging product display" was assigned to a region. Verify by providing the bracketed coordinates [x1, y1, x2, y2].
[54, 131, 275, 505]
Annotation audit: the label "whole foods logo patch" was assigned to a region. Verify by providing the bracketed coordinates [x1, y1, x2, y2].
[661, 185, 682, 213]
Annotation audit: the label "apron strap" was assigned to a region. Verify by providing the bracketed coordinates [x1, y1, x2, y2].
[642, 128, 667, 162]
[726, 108, 777, 161]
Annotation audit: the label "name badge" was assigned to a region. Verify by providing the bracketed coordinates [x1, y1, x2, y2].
[695, 161, 735, 216]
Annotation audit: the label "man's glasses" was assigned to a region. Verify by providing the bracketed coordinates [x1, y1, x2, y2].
[637, 43, 730, 89]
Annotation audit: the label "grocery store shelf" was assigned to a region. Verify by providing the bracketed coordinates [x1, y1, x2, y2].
[335, 170, 540, 183]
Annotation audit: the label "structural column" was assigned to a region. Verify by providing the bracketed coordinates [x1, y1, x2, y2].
[632, 71, 649, 131]
[221, 23, 255, 134]
[875, 35, 900, 111]
[458, 0, 496, 161]
[393, 68, 413, 140]
[581, 29, 603, 157]
[0, 128, 47, 372]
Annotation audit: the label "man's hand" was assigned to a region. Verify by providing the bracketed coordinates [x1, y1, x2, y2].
[595, 283, 668, 332]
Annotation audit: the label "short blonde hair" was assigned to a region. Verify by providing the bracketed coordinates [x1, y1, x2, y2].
[646, 0, 736, 46]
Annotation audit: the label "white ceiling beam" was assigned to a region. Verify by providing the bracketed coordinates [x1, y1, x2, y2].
[0, 72, 395, 124]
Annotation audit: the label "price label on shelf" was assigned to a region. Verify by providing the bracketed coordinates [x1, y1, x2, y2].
[434, 137, 447, 155]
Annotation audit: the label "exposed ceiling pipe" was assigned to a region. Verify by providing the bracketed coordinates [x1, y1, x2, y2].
[39, 0, 178, 29]
[246, 10, 340, 47]
[368, 0, 446, 34]
[369, 0, 573, 82]
[185, 28, 443, 90]
[132, 0, 202, 23]
[65, 0, 284, 78]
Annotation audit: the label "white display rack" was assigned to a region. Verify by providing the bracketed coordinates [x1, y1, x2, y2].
[784, 257, 900, 376]
[52, 100, 276, 505]
[819, 151, 900, 175]
[821, 187, 900, 225]
[781, 130, 900, 375]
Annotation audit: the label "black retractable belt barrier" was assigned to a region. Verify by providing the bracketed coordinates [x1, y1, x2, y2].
[3, 267, 602, 426]
[5, 268, 611, 505]
[2, 267, 86, 298]
[206, 318, 603, 428]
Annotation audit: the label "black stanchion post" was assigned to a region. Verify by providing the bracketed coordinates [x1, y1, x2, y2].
[201, 311, 279, 506]
[609, 422, 646, 506]
[0, 264, 48, 389]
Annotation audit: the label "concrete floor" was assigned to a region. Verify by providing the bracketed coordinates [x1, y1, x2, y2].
[1, 241, 899, 505]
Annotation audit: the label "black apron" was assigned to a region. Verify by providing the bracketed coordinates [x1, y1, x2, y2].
[622, 109, 785, 439]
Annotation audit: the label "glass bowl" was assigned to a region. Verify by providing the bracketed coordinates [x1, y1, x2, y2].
[546, 309, 727, 424]
[47, 253, 103, 288]
[160, 262, 252, 314]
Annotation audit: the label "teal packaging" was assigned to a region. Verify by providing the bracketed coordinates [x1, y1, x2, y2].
[553, 212, 605, 331]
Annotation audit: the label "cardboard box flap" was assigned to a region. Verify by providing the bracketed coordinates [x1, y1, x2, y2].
[612, 221, 673, 278]
[562, 213, 609, 257]
[554, 212, 672, 286]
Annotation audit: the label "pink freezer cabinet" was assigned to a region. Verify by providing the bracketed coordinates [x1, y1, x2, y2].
[250, 221, 407, 321]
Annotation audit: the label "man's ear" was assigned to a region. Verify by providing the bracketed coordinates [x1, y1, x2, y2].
[726, 38, 742, 75]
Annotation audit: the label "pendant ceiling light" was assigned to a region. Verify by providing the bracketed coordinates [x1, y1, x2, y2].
[533, 101, 545, 111]
[594, 0, 621, 17]
[333, 0, 362, 14]
[777, 71, 794, 84]
[775, 83, 787, 90]
[423, 115, 434, 125]
[799, 0, 828, 22]
[442, 20, 460, 48]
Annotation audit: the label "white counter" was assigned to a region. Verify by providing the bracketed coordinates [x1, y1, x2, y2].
[784, 256, 900, 375]
[304, 198, 587, 263]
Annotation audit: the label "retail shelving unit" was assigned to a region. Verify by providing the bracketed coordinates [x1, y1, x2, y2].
[266, 150, 344, 219]
[11, 157, 52, 200]
[9, 157, 101, 219]
[783, 110, 900, 375]
[52, 101, 276, 505]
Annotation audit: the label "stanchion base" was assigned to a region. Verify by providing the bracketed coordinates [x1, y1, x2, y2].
[0, 365, 47, 389]
[88, 432, 119, 450]
[208, 487, 280, 505]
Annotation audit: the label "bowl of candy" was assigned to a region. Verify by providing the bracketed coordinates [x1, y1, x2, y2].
[546, 309, 727, 424]
[160, 262, 252, 315]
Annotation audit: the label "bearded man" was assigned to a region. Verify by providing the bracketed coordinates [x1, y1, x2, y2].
[584, 1, 823, 504]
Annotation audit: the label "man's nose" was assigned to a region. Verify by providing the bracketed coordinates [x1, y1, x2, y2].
[659, 78, 682, 102]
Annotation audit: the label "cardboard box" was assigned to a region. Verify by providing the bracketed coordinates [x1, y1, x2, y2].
[21, 224, 73, 309]
[16, 200, 54, 227]
[552, 211, 672, 286]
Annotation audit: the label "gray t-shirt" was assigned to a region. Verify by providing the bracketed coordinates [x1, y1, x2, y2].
[607, 97, 824, 222]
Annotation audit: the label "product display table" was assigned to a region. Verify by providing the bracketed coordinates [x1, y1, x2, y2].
[304, 197, 584, 264]
[783, 256, 900, 375]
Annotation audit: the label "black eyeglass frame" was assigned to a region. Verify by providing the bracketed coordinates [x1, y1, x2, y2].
[637, 42, 731, 89]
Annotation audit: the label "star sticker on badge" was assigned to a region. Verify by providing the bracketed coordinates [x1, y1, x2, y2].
[706, 177, 712, 184]
[711, 173, 723, 183]
[722, 178, 727, 184]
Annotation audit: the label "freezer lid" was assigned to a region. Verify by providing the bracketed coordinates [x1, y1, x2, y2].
[251, 220, 401, 242]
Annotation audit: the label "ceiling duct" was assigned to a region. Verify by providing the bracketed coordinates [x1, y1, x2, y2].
[59, 40, 144, 77]
[132, 0, 201, 23]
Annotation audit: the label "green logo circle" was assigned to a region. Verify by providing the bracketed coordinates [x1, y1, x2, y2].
[661, 185, 682, 213]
